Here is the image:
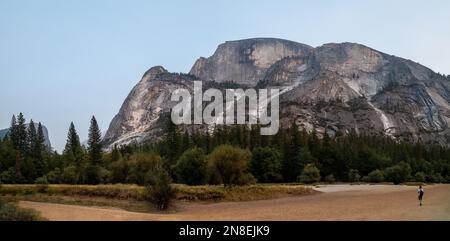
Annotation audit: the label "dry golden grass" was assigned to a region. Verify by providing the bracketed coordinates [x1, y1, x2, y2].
[2, 194, 156, 213]
[174, 184, 317, 201]
[0, 183, 316, 202]
[1, 184, 146, 199]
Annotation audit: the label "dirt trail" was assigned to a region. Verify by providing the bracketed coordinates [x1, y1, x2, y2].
[19, 184, 450, 221]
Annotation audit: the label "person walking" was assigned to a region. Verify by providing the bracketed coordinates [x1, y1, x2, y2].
[418, 185, 425, 206]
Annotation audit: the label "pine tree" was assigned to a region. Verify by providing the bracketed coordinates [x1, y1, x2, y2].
[14, 152, 24, 183]
[15, 113, 28, 155]
[271, 127, 283, 150]
[87, 116, 103, 165]
[110, 144, 122, 162]
[164, 120, 180, 165]
[35, 123, 45, 156]
[282, 123, 302, 181]
[9, 115, 18, 149]
[34, 122, 46, 177]
[9, 113, 28, 182]
[63, 122, 83, 167]
[85, 116, 103, 184]
[27, 119, 37, 156]
[308, 128, 321, 157]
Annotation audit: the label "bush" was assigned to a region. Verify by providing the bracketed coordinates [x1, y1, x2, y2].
[325, 174, 335, 183]
[144, 168, 175, 210]
[110, 160, 129, 184]
[98, 167, 111, 184]
[46, 168, 62, 184]
[384, 162, 412, 184]
[446, 176, 450, 183]
[415, 172, 426, 183]
[208, 145, 252, 186]
[62, 165, 79, 184]
[251, 147, 283, 183]
[236, 173, 257, 185]
[348, 169, 361, 183]
[129, 152, 165, 185]
[426, 172, 444, 183]
[35, 176, 49, 185]
[0, 199, 43, 221]
[363, 169, 384, 183]
[297, 164, 321, 184]
[0, 167, 16, 184]
[84, 165, 103, 184]
[173, 148, 208, 185]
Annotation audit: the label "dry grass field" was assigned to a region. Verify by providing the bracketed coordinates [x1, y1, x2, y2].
[2, 184, 449, 221]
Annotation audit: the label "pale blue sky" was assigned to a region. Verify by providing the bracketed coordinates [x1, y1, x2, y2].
[1, 0, 449, 152]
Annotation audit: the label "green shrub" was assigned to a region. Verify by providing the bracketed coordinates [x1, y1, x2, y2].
[426, 172, 444, 183]
[251, 147, 283, 183]
[208, 145, 252, 186]
[173, 148, 208, 185]
[0, 167, 16, 184]
[144, 169, 175, 210]
[129, 152, 165, 185]
[297, 164, 321, 184]
[415, 172, 426, 183]
[62, 165, 79, 184]
[236, 173, 257, 185]
[84, 164, 103, 184]
[98, 167, 111, 184]
[348, 169, 361, 183]
[35, 176, 49, 185]
[445, 176, 450, 183]
[110, 160, 129, 184]
[46, 168, 62, 184]
[363, 169, 384, 183]
[384, 162, 412, 184]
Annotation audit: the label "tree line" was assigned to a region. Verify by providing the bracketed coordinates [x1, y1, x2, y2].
[0, 113, 49, 183]
[1, 113, 450, 185]
[143, 123, 450, 185]
[0, 113, 104, 184]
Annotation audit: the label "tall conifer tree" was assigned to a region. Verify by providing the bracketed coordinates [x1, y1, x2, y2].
[88, 116, 102, 165]
[63, 122, 83, 167]
[9, 115, 18, 149]
[34, 122, 46, 176]
[27, 119, 37, 156]
[16, 113, 28, 154]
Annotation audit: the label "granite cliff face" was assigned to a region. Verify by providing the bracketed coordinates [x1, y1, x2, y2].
[104, 38, 450, 147]
[189, 38, 313, 87]
[103, 66, 195, 146]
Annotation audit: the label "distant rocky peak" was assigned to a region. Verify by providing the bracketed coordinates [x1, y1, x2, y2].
[0, 123, 52, 148]
[189, 38, 313, 86]
[141, 66, 168, 82]
[315, 42, 385, 74]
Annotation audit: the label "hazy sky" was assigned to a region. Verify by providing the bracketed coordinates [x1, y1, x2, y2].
[1, 0, 449, 152]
